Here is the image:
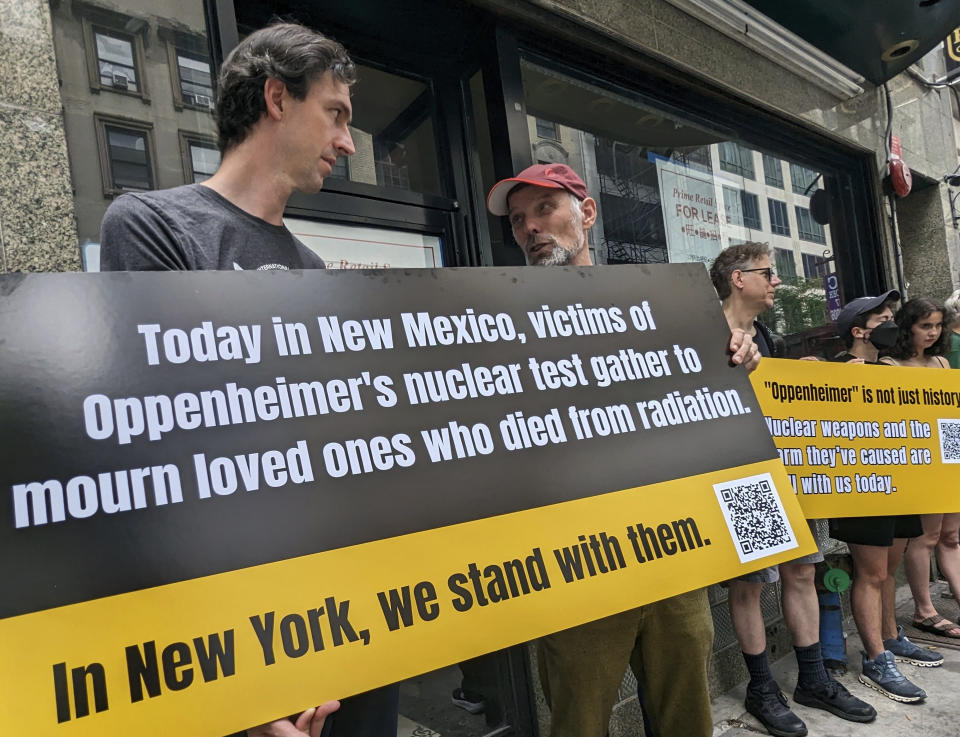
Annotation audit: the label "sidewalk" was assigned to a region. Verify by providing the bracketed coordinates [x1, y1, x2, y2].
[711, 581, 960, 737]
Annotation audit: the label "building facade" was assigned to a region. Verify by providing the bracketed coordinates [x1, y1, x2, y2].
[3, 0, 960, 734]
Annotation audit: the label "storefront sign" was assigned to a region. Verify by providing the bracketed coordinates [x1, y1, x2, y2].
[0, 266, 814, 735]
[284, 218, 443, 268]
[655, 158, 722, 264]
[824, 273, 842, 321]
[752, 358, 960, 518]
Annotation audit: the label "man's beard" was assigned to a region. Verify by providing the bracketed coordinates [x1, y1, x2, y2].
[528, 237, 579, 266]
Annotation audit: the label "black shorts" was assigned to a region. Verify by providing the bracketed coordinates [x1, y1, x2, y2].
[829, 515, 923, 547]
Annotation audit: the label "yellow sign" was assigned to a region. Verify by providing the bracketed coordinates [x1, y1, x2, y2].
[0, 458, 814, 736]
[947, 28, 960, 64]
[751, 359, 960, 518]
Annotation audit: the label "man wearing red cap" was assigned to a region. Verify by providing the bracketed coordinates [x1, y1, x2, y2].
[487, 163, 759, 737]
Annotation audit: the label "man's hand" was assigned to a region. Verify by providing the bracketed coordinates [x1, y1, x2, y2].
[247, 702, 340, 737]
[728, 328, 761, 373]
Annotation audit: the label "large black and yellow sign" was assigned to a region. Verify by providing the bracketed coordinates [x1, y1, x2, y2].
[752, 358, 960, 518]
[0, 266, 814, 735]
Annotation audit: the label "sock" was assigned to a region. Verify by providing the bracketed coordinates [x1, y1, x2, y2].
[795, 643, 829, 688]
[743, 650, 774, 690]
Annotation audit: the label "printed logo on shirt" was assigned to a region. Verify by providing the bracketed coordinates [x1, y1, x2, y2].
[232, 262, 290, 271]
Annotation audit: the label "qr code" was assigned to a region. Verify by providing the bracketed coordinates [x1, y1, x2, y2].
[939, 419, 960, 464]
[713, 472, 798, 563]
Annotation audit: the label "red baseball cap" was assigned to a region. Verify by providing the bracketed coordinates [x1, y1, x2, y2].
[486, 163, 589, 216]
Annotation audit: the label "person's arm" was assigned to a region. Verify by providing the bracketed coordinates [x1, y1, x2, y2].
[246, 702, 340, 737]
[728, 328, 761, 373]
[100, 194, 191, 271]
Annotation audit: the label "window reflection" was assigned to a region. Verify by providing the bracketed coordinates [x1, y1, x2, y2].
[326, 64, 442, 197]
[520, 56, 838, 341]
[51, 0, 216, 247]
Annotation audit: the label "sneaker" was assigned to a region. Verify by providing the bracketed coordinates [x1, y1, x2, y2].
[858, 651, 926, 703]
[884, 625, 944, 667]
[451, 687, 485, 714]
[794, 678, 876, 723]
[745, 682, 807, 737]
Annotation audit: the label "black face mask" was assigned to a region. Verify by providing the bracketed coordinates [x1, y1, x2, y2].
[868, 321, 899, 349]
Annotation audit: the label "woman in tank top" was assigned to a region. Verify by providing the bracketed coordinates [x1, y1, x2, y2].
[880, 298, 957, 636]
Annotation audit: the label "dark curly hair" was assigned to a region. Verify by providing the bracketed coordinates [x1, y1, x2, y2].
[215, 22, 356, 153]
[709, 242, 771, 300]
[884, 297, 946, 360]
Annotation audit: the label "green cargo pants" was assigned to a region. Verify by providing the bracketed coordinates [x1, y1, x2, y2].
[537, 588, 714, 737]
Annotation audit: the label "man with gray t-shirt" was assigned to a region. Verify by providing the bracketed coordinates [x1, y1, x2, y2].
[101, 22, 397, 737]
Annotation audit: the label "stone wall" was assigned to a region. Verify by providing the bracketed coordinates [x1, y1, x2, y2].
[0, 0, 80, 271]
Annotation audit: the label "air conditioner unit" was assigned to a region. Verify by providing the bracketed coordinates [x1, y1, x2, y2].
[194, 94, 212, 108]
[111, 72, 129, 90]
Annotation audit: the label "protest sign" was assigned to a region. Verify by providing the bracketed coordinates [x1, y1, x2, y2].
[0, 266, 814, 735]
[752, 358, 960, 518]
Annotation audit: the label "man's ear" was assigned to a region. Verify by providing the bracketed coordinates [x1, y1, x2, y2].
[581, 197, 598, 229]
[731, 269, 744, 291]
[264, 77, 287, 121]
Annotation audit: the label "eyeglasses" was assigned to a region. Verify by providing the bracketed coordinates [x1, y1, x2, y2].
[740, 267, 777, 282]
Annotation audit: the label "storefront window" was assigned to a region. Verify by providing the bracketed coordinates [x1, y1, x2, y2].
[519, 56, 839, 346]
[325, 64, 443, 197]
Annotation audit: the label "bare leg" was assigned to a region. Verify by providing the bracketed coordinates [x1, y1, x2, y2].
[881, 539, 908, 641]
[729, 579, 766, 654]
[848, 544, 887, 659]
[905, 514, 943, 620]
[934, 514, 960, 598]
[780, 563, 819, 647]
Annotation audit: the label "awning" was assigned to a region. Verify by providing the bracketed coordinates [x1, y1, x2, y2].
[743, 0, 960, 85]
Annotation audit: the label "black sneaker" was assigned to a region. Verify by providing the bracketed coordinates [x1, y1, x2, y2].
[451, 687, 485, 714]
[794, 678, 877, 723]
[745, 683, 807, 737]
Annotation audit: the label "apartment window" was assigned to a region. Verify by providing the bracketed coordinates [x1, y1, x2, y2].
[175, 50, 215, 110]
[95, 29, 139, 92]
[179, 132, 220, 183]
[536, 118, 560, 141]
[95, 115, 154, 195]
[774, 247, 796, 278]
[790, 163, 820, 195]
[718, 142, 755, 180]
[795, 206, 827, 244]
[82, 17, 149, 100]
[802, 252, 829, 278]
[723, 186, 760, 229]
[767, 199, 790, 236]
[763, 155, 784, 188]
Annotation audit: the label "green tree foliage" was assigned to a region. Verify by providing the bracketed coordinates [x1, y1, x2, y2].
[760, 276, 827, 336]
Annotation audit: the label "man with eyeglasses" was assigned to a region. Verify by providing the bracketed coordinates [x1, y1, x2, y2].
[709, 243, 876, 737]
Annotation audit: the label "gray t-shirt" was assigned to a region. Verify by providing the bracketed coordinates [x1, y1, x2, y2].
[99, 184, 325, 271]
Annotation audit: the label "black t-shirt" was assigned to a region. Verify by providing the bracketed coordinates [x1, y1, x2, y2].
[100, 184, 325, 271]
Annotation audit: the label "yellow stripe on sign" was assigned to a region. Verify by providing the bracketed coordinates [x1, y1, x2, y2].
[1, 458, 813, 737]
[752, 358, 960, 518]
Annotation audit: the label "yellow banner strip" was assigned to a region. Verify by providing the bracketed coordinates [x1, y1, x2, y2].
[1, 457, 813, 736]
